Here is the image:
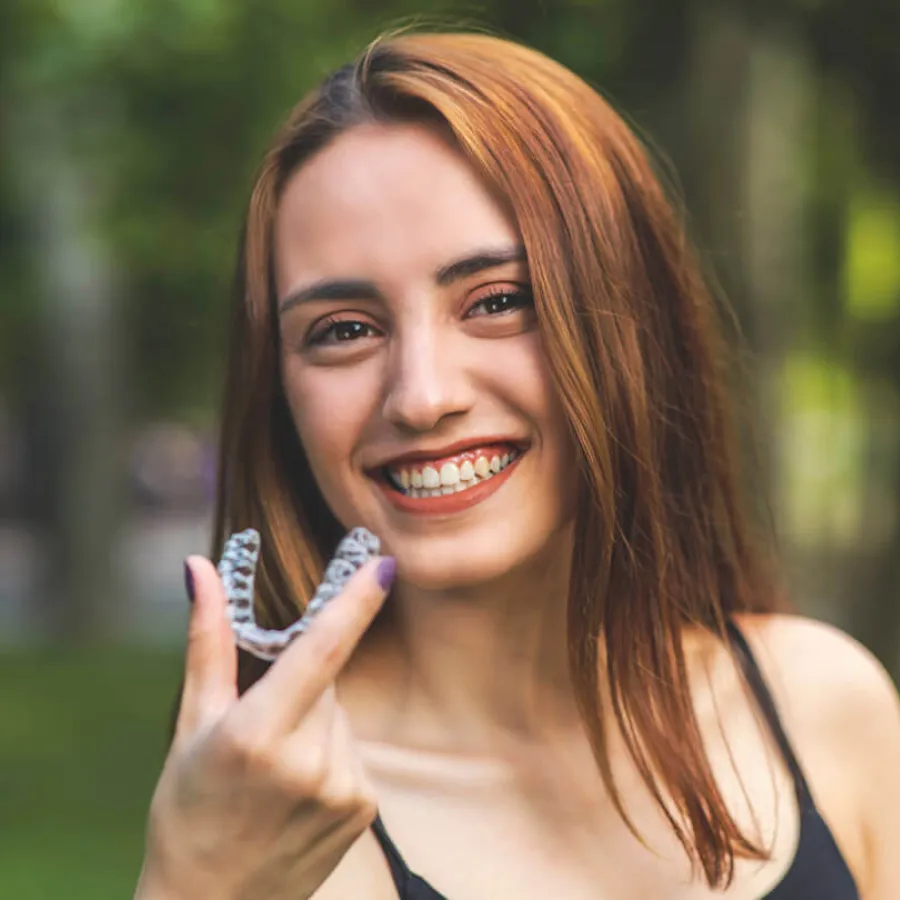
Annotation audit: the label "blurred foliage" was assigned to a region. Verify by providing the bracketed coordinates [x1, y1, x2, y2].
[845, 186, 900, 321]
[0, 647, 181, 899]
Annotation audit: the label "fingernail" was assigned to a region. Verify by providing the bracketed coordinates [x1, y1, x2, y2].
[184, 560, 195, 604]
[376, 556, 396, 591]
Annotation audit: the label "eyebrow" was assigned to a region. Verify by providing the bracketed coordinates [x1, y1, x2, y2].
[278, 244, 527, 314]
[435, 245, 527, 286]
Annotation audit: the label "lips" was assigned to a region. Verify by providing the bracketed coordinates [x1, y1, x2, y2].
[369, 439, 527, 514]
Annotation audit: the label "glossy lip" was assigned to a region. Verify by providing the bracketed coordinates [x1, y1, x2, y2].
[368, 436, 528, 472]
[373, 449, 525, 516]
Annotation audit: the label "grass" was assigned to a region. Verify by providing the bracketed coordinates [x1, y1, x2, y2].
[0, 645, 184, 899]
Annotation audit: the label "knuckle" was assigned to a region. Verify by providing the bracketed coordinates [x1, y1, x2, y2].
[213, 718, 270, 768]
[349, 793, 379, 830]
[281, 747, 330, 796]
[321, 774, 377, 819]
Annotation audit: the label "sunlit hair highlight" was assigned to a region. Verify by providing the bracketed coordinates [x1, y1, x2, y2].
[215, 30, 783, 887]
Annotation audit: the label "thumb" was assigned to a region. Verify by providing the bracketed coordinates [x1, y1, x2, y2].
[175, 555, 238, 737]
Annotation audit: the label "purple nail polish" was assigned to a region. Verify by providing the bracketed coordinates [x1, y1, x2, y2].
[376, 557, 396, 591]
[184, 561, 195, 604]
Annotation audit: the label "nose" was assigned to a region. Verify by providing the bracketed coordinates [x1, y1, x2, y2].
[381, 322, 473, 433]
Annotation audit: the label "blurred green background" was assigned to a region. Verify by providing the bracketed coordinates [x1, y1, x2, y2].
[1, 0, 899, 896]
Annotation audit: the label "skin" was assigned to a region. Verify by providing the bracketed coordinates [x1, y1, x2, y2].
[136, 122, 900, 900]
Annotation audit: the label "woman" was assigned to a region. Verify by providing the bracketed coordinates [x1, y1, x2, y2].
[135, 31, 900, 900]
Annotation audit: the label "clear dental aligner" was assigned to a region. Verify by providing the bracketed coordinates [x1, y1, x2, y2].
[217, 526, 381, 661]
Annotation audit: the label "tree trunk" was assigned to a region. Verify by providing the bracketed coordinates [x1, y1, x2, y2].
[13, 106, 124, 642]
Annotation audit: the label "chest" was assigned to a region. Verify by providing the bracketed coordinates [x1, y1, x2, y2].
[359, 734, 809, 900]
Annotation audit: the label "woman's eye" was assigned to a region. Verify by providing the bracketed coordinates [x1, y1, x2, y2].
[307, 318, 379, 346]
[466, 288, 533, 318]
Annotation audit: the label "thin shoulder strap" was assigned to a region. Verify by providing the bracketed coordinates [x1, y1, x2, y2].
[371, 813, 412, 894]
[371, 815, 452, 900]
[725, 621, 813, 808]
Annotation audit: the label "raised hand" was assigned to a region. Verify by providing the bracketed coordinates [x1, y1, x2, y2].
[134, 531, 396, 900]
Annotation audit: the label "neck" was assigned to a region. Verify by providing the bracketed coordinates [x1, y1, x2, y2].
[348, 526, 584, 754]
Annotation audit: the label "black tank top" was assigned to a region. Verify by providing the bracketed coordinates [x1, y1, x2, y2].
[370, 622, 859, 899]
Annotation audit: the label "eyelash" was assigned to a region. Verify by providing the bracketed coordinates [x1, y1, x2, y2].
[305, 286, 533, 347]
[307, 317, 378, 346]
[465, 286, 533, 318]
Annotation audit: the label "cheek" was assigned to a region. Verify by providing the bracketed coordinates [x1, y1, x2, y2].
[281, 358, 374, 493]
[509, 341, 579, 506]
[493, 334, 571, 451]
[481, 336, 578, 506]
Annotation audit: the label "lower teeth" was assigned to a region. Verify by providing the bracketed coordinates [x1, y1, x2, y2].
[407, 477, 485, 499]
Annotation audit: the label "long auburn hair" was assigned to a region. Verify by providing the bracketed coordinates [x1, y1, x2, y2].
[214, 30, 783, 888]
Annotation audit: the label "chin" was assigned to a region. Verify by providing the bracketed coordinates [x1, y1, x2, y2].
[396, 553, 516, 592]
[385, 514, 571, 594]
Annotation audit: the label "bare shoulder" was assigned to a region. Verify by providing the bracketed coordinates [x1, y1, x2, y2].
[734, 612, 900, 898]
[732, 612, 900, 733]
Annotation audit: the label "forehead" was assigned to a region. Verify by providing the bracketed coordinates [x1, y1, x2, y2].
[274, 122, 520, 290]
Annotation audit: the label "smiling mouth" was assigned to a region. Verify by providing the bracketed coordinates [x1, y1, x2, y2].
[374, 442, 526, 512]
[384, 446, 522, 497]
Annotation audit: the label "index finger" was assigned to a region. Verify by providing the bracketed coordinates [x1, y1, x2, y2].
[236, 555, 395, 732]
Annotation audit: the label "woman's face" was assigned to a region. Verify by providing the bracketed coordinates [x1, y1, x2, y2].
[274, 122, 576, 590]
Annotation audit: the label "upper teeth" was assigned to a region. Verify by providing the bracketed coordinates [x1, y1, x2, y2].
[389, 451, 517, 496]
